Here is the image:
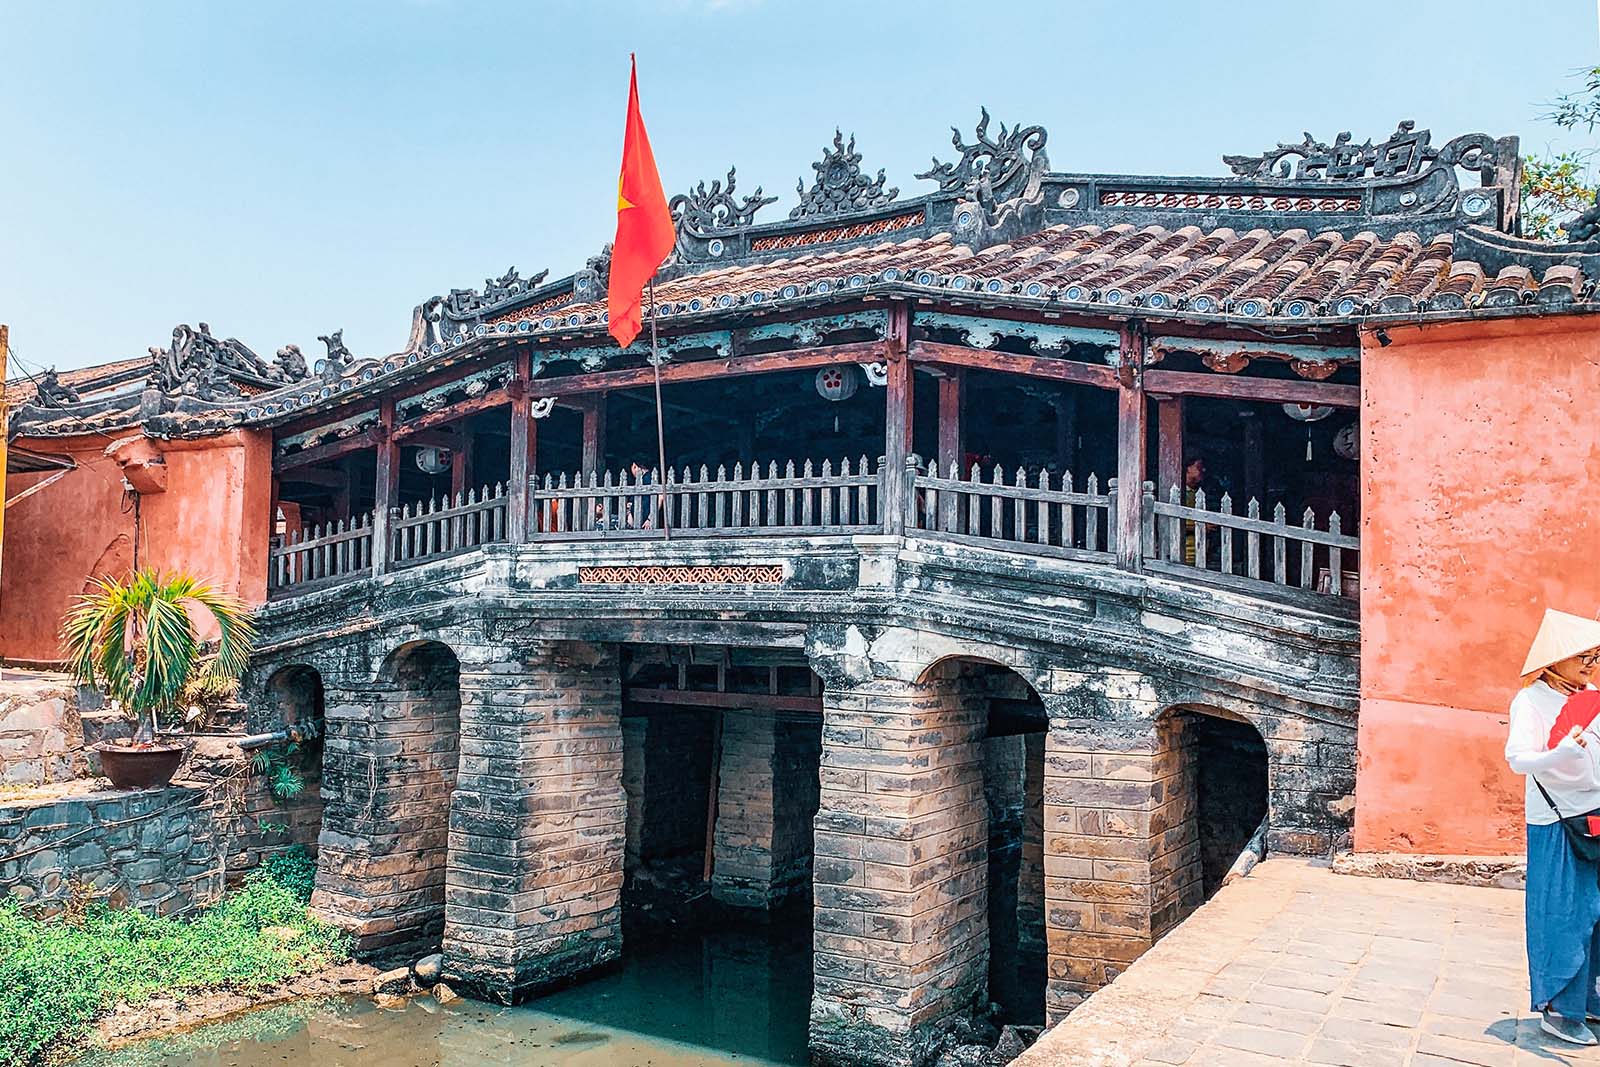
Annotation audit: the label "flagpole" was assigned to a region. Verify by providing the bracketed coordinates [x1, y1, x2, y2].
[648, 277, 671, 541]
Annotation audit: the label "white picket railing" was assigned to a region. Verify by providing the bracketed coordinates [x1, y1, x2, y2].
[529, 458, 883, 538]
[910, 462, 1116, 560]
[1149, 487, 1358, 599]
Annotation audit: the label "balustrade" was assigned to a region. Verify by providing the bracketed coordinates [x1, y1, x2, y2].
[266, 459, 1358, 604]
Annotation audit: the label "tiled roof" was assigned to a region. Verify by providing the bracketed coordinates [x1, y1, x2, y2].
[3, 356, 148, 406]
[533, 224, 1588, 327]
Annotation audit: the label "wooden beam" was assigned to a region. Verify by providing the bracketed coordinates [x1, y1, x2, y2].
[372, 398, 398, 575]
[579, 395, 606, 475]
[535, 339, 887, 399]
[272, 430, 380, 473]
[507, 349, 535, 541]
[623, 687, 823, 713]
[278, 466, 349, 489]
[1115, 323, 1147, 572]
[393, 390, 510, 439]
[1156, 397, 1184, 503]
[882, 304, 913, 535]
[450, 425, 474, 498]
[400, 427, 462, 451]
[937, 367, 964, 529]
[1141, 368, 1358, 408]
[909, 339, 1119, 390]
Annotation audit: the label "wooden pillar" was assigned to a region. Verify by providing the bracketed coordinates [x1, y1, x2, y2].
[937, 368, 964, 529]
[1155, 396, 1184, 501]
[1115, 323, 1147, 571]
[1054, 392, 1078, 476]
[882, 303, 914, 534]
[331, 459, 353, 518]
[580, 395, 607, 476]
[1242, 413, 1265, 506]
[450, 426, 475, 499]
[372, 397, 399, 575]
[508, 351, 536, 541]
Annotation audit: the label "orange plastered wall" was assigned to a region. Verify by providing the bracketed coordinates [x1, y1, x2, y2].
[1357, 315, 1600, 854]
[0, 430, 271, 665]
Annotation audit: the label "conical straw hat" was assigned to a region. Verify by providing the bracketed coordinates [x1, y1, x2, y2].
[1521, 609, 1600, 676]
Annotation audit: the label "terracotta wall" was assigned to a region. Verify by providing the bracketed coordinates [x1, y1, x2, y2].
[1358, 315, 1600, 854]
[1, 430, 271, 665]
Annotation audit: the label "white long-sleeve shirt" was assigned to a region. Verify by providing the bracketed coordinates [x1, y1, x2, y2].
[1506, 680, 1600, 825]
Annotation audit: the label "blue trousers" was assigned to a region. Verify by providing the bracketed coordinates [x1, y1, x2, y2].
[1528, 822, 1600, 1016]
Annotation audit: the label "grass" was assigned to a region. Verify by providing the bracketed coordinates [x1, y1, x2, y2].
[0, 848, 351, 1066]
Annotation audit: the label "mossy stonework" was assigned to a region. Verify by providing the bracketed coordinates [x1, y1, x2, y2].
[244, 530, 1356, 1066]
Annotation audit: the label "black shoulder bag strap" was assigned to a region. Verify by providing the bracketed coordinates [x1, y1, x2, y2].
[1533, 774, 1600, 863]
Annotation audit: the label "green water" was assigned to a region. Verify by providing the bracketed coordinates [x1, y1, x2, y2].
[74, 922, 813, 1067]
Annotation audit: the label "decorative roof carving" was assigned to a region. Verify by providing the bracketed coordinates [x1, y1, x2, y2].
[670, 167, 776, 233]
[148, 322, 301, 400]
[1222, 120, 1506, 182]
[790, 131, 897, 220]
[436, 266, 553, 324]
[32, 368, 81, 408]
[918, 110, 1049, 203]
[918, 109, 1050, 232]
[273, 344, 308, 381]
[316, 331, 355, 382]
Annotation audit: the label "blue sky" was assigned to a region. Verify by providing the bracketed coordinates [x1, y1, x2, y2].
[3, 0, 1598, 374]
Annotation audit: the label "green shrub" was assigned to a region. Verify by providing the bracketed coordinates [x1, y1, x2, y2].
[0, 859, 350, 1066]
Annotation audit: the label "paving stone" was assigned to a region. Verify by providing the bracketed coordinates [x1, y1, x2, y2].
[1211, 1024, 1312, 1058]
[1307, 1037, 1408, 1066]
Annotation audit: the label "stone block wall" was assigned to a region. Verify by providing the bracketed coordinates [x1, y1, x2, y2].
[443, 640, 625, 1002]
[713, 710, 823, 909]
[1041, 711, 1205, 1024]
[313, 641, 460, 956]
[0, 785, 224, 917]
[811, 672, 988, 1067]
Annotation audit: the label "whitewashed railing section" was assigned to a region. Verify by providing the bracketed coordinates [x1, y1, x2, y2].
[390, 484, 510, 568]
[911, 462, 1116, 560]
[1150, 487, 1359, 599]
[530, 458, 883, 538]
[268, 513, 375, 594]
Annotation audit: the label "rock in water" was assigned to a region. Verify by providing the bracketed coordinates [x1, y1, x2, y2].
[934, 1045, 990, 1067]
[372, 967, 412, 995]
[990, 1025, 1041, 1066]
[412, 953, 444, 987]
[374, 992, 407, 1010]
[433, 982, 460, 1004]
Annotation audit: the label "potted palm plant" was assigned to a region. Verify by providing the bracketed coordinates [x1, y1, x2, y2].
[61, 569, 256, 789]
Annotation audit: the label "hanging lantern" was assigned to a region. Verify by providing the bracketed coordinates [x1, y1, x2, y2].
[1282, 403, 1334, 463]
[1332, 423, 1358, 462]
[415, 446, 451, 474]
[1282, 402, 1334, 422]
[815, 365, 861, 402]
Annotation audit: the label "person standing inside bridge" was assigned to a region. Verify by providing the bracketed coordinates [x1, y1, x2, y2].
[1506, 608, 1600, 1046]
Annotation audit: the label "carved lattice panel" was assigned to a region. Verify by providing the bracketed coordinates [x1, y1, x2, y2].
[576, 564, 785, 585]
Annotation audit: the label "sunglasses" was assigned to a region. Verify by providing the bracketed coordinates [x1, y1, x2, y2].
[1582, 652, 1600, 667]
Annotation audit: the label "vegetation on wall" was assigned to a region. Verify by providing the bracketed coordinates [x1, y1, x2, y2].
[0, 848, 347, 1067]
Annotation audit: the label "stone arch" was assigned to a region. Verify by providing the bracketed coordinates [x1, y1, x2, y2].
[1158, 703, 1270, 899]
[916, 655, 1048, 1028]
[311, 637, 462, 957]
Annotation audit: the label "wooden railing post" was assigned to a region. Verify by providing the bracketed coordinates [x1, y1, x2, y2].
[1115, 322, 1148, 572]
[1141, 480, 1156, 561]
[372, 397, 398, 575]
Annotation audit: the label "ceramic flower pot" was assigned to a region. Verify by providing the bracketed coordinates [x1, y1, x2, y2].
[94, 740, 186, 789]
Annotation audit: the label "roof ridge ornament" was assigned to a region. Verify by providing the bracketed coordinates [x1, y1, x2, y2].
[790, 130, 897, 220]
[148, 322, 301, 403]
[919, 109, 1050, 244]
[671, 167, 776, 234]
[1221, 120, 1508, 182]
[917, 108, 1050, 208]
[32, 368, 81, 408]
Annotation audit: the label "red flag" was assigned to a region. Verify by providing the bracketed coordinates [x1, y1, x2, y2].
[607, 56, 676, 348]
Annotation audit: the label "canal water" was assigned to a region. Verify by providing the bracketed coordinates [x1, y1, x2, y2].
[74, 918, 813, 1067]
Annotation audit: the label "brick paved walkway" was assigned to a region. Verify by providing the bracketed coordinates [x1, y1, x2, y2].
[1015, 856, 1599, 1067]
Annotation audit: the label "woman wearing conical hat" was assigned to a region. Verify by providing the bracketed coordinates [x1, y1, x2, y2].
[1506, 608, 1600, 1045]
